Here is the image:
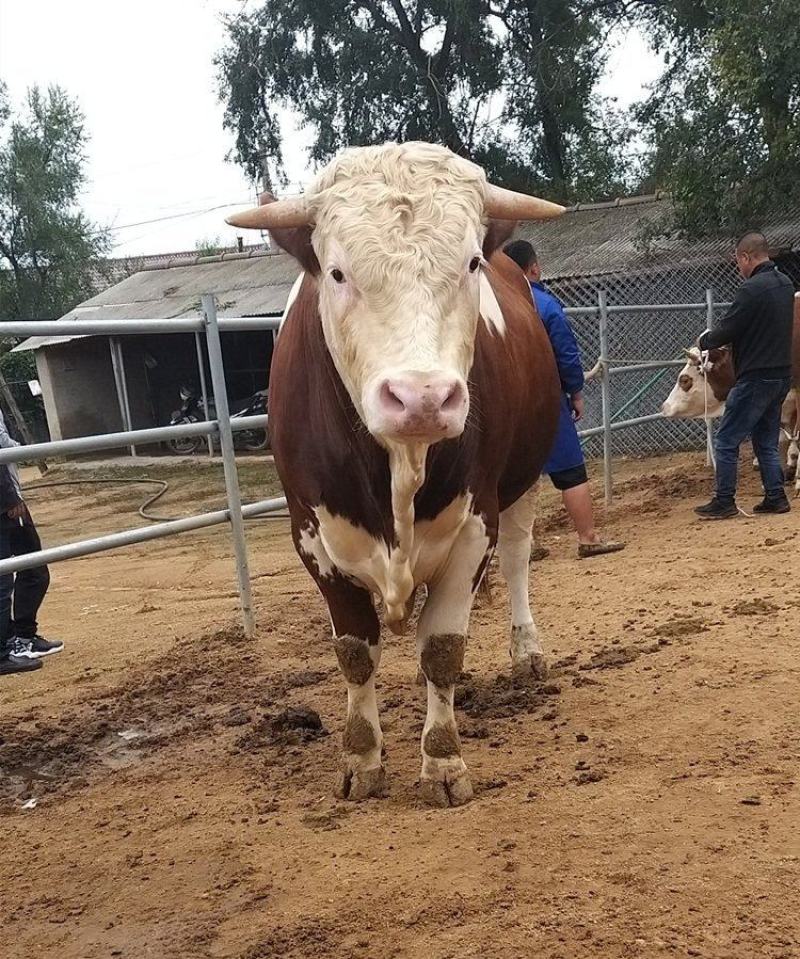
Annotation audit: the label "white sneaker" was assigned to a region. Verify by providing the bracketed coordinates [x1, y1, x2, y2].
[10, 637, 38, 659]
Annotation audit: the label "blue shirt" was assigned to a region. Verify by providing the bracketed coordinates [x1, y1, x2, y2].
[530, 281, 585, 397]
[530, 280, 586, 475]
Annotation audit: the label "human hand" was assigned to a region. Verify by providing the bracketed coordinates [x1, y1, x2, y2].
[571, 393, 584, 421]
[6, 501, 27, 520]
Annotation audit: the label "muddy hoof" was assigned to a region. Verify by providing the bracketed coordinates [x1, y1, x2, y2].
[419, 771, 474, 808]
[512, 653, 549, 682]
[337, 765, 388, 801]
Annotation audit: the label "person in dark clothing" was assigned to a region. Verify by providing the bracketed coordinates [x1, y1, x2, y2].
[695, 231, 795, 519]
[0, 464, 42, 675]
[504, 240, 624, 558]
[0, 407, 61, 660]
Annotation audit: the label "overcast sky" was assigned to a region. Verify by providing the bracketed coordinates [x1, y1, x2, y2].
[0, 0, 662, 259]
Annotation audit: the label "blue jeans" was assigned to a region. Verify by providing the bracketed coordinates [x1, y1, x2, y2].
[715, 375, 791, 502]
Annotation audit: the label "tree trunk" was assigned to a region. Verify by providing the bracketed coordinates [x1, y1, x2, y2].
[0, 369, 48, 475]
[524, 0, 570, 200]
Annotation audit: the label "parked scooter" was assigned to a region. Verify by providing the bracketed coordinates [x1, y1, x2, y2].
[167, 386, 269, 454]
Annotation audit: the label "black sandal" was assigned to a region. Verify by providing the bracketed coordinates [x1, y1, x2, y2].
[577, 541, 625, 559]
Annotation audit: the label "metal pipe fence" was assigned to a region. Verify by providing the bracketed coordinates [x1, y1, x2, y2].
[0, 302, 284, 638]
[0, 292, 725, 635]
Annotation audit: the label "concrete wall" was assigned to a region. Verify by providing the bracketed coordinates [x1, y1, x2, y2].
[36, 338, 125, 441]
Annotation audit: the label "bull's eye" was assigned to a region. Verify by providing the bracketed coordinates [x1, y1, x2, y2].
[330, 268, 345, 284]
[469, 256, 481, 273]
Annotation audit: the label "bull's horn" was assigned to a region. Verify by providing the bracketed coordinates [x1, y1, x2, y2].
[485, 183, 566, 221]
[225, 196, 311, 230]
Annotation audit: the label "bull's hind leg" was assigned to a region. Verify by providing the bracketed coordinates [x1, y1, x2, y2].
[498, 487, 547, 681]
[791, 437, 800, 495]
[415, 514, 490, 808]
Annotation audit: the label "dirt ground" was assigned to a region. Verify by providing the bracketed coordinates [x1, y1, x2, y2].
[1, 452, 798, 959]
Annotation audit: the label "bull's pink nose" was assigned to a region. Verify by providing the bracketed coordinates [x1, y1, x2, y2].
[377, 372, 467, 437]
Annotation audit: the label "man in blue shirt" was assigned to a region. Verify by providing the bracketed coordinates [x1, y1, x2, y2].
[504, 240, 624, 558]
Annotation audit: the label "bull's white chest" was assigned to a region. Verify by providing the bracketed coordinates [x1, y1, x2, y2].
[303, 495, 473, 600]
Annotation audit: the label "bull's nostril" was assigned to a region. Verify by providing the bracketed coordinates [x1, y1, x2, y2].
[440, 383, 462, 412]
[380, 382, 406, 413]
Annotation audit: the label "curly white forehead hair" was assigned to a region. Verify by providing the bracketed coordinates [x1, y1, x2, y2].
[305, 142, 488, 296]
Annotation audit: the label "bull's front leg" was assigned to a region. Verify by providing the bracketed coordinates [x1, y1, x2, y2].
[333, 631, 386, 801]
[321, 577, 386, 801]
[297, 525, 387, 800]
[415, 513, 492, 808]
[321, 580, 386, 801]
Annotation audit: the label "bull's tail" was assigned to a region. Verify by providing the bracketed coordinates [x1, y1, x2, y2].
[476, 568, 493, 606]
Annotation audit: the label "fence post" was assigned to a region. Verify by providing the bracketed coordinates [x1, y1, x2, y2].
[704, 288, 715, 469]
[109, 337, 136, 457]
[598, 290, 613, 506]
[194, 332, 215, 458]
[201, 294, 256, 639]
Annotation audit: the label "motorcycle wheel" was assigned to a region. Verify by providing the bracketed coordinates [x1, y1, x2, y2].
[167, 435, 201, 455]
[241, 429, 269, 452]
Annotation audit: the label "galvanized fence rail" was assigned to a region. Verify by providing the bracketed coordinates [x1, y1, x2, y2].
[0, 292, 727, 636]
[0, 300, 284, 638]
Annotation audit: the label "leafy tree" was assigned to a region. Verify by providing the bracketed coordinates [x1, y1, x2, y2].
[195, 235, 224, 257]
[0, 82, 109, 321]
[635, 0, 800, 235]
[216, 0, 641, 203]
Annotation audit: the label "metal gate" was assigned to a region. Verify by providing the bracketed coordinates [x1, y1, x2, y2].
[0, 292, 726, 636]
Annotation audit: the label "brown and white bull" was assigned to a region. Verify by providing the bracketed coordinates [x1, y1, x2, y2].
[662, 292, 800, 491]
[227, 143, 563, 806]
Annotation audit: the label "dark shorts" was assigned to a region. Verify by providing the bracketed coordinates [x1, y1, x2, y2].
[549, 463, 588, 491]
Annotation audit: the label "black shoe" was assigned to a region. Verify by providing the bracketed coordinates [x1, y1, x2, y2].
[753, 495, 791, 515]
[17, 634, 64, 658]
[0, 651, 43, 675]
[694, 498, 738, 520]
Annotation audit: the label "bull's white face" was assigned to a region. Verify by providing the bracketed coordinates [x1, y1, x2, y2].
[306, 143, 488, 446]
[661, 349, 725, 419]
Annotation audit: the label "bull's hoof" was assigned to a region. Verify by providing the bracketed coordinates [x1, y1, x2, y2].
[512, 653, 549, 683]
[337, 765, 388, 801]
[419, 770, 474, 808]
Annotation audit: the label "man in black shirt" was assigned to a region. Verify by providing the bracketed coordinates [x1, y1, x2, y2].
[696, 231, 794, 519]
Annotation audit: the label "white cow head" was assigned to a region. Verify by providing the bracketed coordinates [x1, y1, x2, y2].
[661, 347, 731, 419]
[227, 142, 563, 447]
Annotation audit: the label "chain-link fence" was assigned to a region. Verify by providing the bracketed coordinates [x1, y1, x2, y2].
[550, 258, 752, 459]
[523, 194, 800, 462]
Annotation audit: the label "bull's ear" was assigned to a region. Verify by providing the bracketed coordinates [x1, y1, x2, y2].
[483, 219, 517, 259]
[269, 225, 320, 275]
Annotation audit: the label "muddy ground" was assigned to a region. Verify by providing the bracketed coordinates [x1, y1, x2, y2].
[0, 452, 798, 959]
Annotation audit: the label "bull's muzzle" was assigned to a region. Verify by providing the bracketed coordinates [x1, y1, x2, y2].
[372, 371, 468, 443]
